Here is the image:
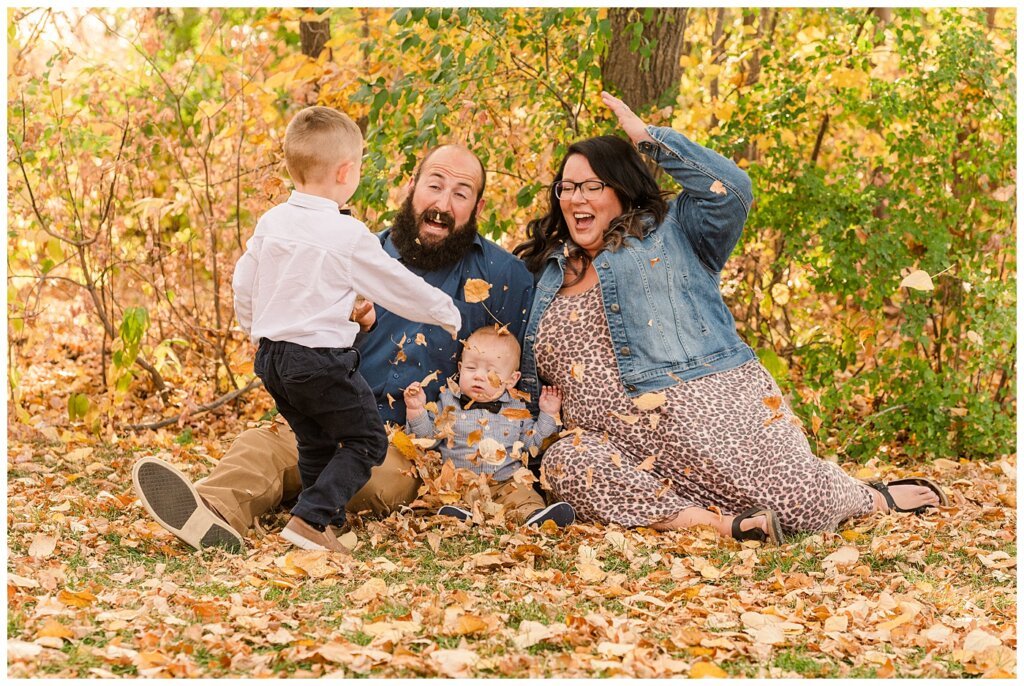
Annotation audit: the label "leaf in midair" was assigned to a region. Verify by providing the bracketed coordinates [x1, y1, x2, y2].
[899, 269, 934, 291]
[632, 392, 667, 411]
[463, 279, 492, 303]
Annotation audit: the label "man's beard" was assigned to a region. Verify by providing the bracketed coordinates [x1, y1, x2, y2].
[390, 194, 479, 271]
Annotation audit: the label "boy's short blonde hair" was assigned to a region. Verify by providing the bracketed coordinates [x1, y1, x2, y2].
[284, 106, 362, 185]
[463, 325, 522, 369]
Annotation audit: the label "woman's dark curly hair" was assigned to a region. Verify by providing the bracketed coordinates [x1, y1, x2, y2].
[513, 135, 669, 280]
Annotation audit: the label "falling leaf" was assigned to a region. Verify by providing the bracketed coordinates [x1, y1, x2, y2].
[762, 395, 782, 412]
[414, 333, 427, 346]
[466, 430, 482, 447]
[508, 387, 531, 402]
[421, 370, 440, 386]
[585, 466, 593, 487]
[609, 453, 622, 468]
[709, 180, 727, 195]
[390, 429, 419, 460]
[899, 269, 934, 291]
[609, 411, 640, 425]
[570, 363, 585, 382]
[463, 279, 492, 303]
[637, 454, 658, 471]
[500, 408, 532, 421]
[486, 370, 503, 388]
[648, 414, 660, 430]
[632, 392, 667, 411]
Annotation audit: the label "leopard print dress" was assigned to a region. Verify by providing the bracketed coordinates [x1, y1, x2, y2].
[535, 286, 875, 534]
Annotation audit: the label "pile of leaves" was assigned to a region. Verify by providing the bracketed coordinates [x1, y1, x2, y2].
[7, 419, 1016, 677]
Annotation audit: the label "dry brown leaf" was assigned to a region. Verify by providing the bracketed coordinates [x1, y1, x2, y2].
[431, 648, 480, 677]
[28, 533, 57, 558]
[822, 546, 859, 569]
[709, 180, 727, 195]
[36, 619, 74, 640]
[58, 589, 97, 608]
[414, 333, 427, 346]
[463, 279, 492, 303]
[349, 577, 388, 604]
[451, 614, 488, 636]
[609, 452, 622, 468]
[500, 408, 532, 421]
[570, 363, 585, 382]
[632, 392, 667, 411]
[466, 429, 482, 447]
[610, 411, 640, 425]
[762, 395, 782, 412]
[637, 454, 658, 471]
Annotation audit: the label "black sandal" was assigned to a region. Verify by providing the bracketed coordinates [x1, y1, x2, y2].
[865, 477, 949, 514]
[731, 507, 784, 545]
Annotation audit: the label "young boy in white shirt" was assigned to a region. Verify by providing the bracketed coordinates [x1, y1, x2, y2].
[233, 106, 461, 552]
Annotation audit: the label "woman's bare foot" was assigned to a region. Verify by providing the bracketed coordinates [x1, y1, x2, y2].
[871, 483, 942, 513]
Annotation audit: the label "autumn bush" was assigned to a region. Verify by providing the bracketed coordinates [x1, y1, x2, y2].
[7, 7, 1015, 462]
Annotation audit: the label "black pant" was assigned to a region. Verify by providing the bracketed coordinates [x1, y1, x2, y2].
[254, 339, 388, 528]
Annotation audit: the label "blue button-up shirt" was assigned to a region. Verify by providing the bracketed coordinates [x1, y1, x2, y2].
[358, 229, 534, 425]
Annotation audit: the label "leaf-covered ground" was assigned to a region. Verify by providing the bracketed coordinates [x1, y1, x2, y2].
[7, 421, 1016, 678]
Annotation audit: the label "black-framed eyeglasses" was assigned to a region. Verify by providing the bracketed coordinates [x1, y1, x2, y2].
[552, 179, 608, 200]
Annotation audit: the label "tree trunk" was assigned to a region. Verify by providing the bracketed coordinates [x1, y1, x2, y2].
[602, 8, 688, 110]
[300, 14, 331, 58]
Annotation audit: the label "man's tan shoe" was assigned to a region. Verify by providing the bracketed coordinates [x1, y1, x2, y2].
[280, 516, 351, 553]
[132, 456, 244, 553]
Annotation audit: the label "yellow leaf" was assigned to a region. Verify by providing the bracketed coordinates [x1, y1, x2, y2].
[632, 392, 667, 412]
[58, 589, 96, 608]
[899, 269, 934, 291]
[452, 614, 487, 636]
[36, 619, 74, 640]
[390, 429, 419, 460]
[463, 279, 492, 303]
[690, 661, 728, 678]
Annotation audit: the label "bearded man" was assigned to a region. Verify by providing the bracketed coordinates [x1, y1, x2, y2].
[132, 145, 534, 552]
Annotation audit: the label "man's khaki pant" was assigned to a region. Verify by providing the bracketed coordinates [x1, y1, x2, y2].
[195, 423, 421, 536]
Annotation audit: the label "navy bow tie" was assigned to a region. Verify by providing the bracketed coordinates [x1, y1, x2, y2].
[457, 394, 503, 413]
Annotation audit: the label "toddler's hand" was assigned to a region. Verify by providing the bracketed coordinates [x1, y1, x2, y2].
[404, 382, 426, 417]
[350, 296, 376, 332]
[539, 386, 562, 415]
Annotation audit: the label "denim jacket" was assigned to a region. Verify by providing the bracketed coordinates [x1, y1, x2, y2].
[520, 125, 755, 400]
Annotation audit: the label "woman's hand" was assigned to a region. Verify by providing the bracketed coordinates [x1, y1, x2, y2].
[601, 91, 655, 147]
[404, 382, 426, 419]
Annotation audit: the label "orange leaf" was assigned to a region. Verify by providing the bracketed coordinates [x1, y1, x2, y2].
[508, 388, 531, 402]
[463, 279, 492, 303]
[390, 429, 419, 460]
[637, 454, 658, 471]
[487, 370, 503, 388]
[452, 614, 487, 636]
[36, 619, 74, 640]
[500, 408, 533, 421]
[690, 661, 728, 678]
[58, 589, 96, 608]
[467, 430, 482, 447]
[762, 395, 782, 412]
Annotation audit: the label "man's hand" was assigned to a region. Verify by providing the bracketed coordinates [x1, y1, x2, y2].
[601, 91, 655, 147]
[350, 295, 376, 332]
[539, 386, 562, 416]
[404, 381, 427, 419]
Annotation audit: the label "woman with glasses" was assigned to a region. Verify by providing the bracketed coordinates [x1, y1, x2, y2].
[513, 92, 946, 544]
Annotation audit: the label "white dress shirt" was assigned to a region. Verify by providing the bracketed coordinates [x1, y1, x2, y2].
[232, 191, 461, 348]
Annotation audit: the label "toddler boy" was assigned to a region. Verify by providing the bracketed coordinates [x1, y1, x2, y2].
[233, 106, 461, 552]
[404, 325, 575, 528]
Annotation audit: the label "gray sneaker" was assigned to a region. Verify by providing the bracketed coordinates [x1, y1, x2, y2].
[132, 456, 244, 553]
[525, 502, 575, 528]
